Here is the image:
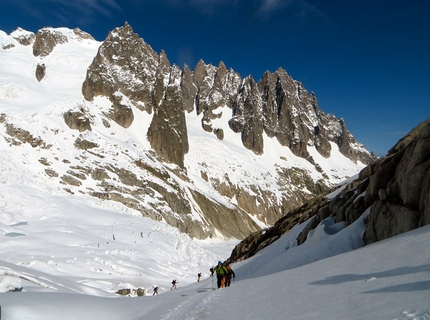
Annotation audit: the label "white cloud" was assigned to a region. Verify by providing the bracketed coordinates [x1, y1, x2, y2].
[259, 0, 292, 15]
[16, 0, 122, 24]
[189, 0, 237, 14]
[51, 0, 122, 17]
[258, 0, 328, 21]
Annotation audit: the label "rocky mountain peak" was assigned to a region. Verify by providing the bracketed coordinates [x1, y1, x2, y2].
[193, 59, 208, 87]
[229, 75, 264, 154]
[33, 27, 68, 57]
[11, 28, 35, 46]
[82, 22, 159, 114]
[72, 27, 94, 41]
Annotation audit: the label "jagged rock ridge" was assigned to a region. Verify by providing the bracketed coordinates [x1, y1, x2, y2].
[82, 23, 374, 166]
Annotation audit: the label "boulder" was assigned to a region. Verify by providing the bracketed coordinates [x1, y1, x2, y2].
[35, 63, 46, 82]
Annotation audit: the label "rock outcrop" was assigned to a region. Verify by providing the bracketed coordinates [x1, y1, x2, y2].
[362, 118, 430, 243]
[35, 63, 46, 82]
[33, 28, 68, 57]
[82, 22, 159, 113]
[12, 28, 35, 46]
[63, 106, 92, 132]
[230, 119, 430, 260]
[72, 28, 94, 41]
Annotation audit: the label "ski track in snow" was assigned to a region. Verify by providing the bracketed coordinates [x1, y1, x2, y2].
[160, 287, 217, 320]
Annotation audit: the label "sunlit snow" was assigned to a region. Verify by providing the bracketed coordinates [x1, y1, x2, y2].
[2, 27, 427, 320]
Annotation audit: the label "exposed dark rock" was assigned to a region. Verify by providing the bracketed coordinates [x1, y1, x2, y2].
[108, 93, 134, 128]
[363, 119, 430, 243]
[180, 65, 198, 113]
[230, 195, 329, 260]
[12, 29, 35, 46]
[364, 201, 420, 243]
[2, 43, 15, 50]
[80, 21, 374, 178]
[190, 190, 260, 239]
[116, 288, 145, 296]
[45, 168, 59, 178]
[73, 28, 94, 40]
[33, 28, 68, 57]
[229, 119, 430, 261]
[35, 63, 46, 82]
[76, 22, 379, 240]
[148, 64, 189, 168]
[60, 174, 82, 186]
[5, 124, 46, 148]
[214, 128, 224, 140]
[38, 157, 51, 166]
[91, 168, 110, 181]
[64, 110, 92, 132]
[82, 22, 159, 114]
[66, 171, 86, 181]
[74, 138, 98, 150]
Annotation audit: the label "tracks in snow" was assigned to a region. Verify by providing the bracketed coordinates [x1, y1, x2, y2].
[160, 287, 222, 320]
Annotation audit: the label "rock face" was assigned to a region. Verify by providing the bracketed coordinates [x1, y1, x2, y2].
[362, 118, 430, 243]
[12, 28, 35, 46]
[63, 110, 92, 132]
[147, 63, 189, 168]
[81, 23, 376, 237]
[35, 63, 46, 82]
[33, 28, 68, 57]
[72, 28, 94, 41]
[82, 22, 159, 113]
[82, 23, 374, 167]
[230, 119, 430, 260]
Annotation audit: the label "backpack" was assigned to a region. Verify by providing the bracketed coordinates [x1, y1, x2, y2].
[216, 265, 226, 275]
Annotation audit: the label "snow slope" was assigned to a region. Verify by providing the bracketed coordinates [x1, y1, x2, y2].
[1, 212, 429, 319]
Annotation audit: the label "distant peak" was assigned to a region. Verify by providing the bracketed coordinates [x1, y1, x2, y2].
[73, 28, 94, 41]
[122, 21, 133, 33]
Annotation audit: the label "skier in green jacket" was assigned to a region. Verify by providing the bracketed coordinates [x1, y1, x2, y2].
[213, 261, 228, 288]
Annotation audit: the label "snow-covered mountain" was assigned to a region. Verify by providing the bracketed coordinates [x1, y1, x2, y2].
[0, 23, 374, 243]
[1, 23, 429, 320]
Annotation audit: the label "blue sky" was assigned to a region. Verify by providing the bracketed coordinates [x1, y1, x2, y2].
[1, 0, 429, 156]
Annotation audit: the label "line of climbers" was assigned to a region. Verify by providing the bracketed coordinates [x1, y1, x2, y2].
[152, 260, 237, 295]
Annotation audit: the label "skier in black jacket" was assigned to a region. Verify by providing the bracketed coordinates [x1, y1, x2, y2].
[225, 265, 235, 287]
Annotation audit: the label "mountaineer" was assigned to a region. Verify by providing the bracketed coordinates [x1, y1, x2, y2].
[226, 265, 236, 287]
[213, 261, 228, 288]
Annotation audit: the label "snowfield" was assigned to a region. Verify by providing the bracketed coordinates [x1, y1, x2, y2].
[1, 209, 430, 319]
